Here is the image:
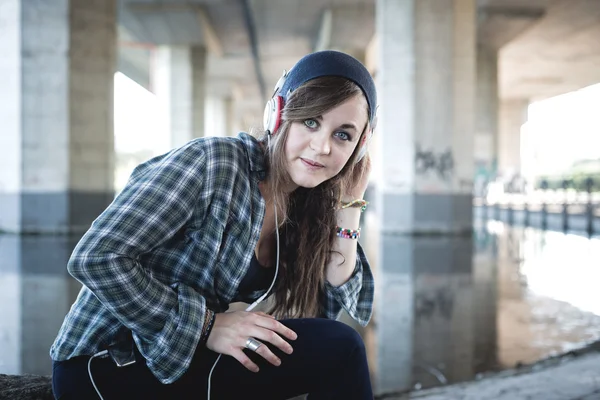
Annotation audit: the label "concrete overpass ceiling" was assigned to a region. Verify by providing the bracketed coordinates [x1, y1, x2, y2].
[115, 0, 600, 126]
[328, 3, 375, 53]
[207, 1, 253, 56]
[116, 0, 377, 124]
[117, 0, 256, 104]
[499, 0, 600, 101]
[120, 0, 206, 45]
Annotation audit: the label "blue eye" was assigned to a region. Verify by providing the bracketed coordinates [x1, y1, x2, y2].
[304, 119, 318, 129]
[335, 131, 351, 141]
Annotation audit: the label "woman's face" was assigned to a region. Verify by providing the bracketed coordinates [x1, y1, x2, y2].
[284, 94, 368, 189]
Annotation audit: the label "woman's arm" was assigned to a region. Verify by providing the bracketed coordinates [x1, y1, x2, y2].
[67, 141, 210, 384]
[326, 206, 362, 286]
[322, 184, 374, 326]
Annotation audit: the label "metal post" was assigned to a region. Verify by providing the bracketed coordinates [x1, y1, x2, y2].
[586, 177, 594, 236]
[483, 179, 489, 219]
[541, 179, 548, 231]
[524, 195, 529, 227]
[562, 179, 569, 232]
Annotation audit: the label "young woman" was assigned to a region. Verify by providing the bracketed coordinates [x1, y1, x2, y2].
[50, 50, 377, 399]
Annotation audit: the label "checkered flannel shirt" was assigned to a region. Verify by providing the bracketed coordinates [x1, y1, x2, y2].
[49, 132, 374, 384]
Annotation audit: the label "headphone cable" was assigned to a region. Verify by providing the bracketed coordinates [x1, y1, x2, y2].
[206, 130, 280, 399]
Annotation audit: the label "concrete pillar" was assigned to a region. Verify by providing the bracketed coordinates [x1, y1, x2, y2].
[474, 45, 499, 197]
[373, 0, 476, 392]
[205, 96, 227, 137]
[155, 46, 207, 149]
[498, 99, 528, 180]
[225, 97, 238, 137]
[204, 96, 238, 137]
[0, 0, 117, 234]
[376, 0, 476, 235]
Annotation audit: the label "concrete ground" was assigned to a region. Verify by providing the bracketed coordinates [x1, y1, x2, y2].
[381, 350, 600, 400]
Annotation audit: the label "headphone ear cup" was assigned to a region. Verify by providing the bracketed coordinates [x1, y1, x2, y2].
[263, 96, 284, 134]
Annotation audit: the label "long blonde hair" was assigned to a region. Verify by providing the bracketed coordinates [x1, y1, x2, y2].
[255, 76, 371, 318]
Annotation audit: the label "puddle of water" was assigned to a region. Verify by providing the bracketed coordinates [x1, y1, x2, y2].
[1, 222, 599, 396]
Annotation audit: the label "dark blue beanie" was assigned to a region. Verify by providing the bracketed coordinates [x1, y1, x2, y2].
[279, 50, 377, 123]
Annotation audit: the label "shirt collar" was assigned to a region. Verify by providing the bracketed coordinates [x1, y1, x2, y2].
[237, 132, 267, 181]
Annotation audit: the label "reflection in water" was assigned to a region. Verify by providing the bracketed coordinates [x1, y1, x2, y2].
[493, 223, 600, 369]
[363, 219, 600, 396]
[365, 230, 482, 394]
[1, 222, 600, 397]
[0, 235, 81, 376]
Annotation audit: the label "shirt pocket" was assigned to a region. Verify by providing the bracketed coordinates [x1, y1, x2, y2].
[209, 207, 252, 300]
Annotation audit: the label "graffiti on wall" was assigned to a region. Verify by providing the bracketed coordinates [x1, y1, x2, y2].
[414, 144, 455, 181]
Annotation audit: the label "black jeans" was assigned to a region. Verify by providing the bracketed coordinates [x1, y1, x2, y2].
[52, 318, 373, 399]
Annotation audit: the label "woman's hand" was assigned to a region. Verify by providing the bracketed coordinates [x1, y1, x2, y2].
[205, 311, 297, 372]
[344, 155, 372, 201]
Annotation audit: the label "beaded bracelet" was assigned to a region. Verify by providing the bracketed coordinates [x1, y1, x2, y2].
[340, 199, 368, 213]
[336, 226, 361, 239]
[200, 310, 216, 346]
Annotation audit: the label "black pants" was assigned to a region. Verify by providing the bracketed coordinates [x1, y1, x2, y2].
[52, 318, 373, 399]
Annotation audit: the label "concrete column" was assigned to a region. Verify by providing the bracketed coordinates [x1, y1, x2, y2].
[0, 0, 117, 234]
[373, 0, 476, 393]
[155, 46, 207, 149]
[205, 96, 226, 137]
[204, 96, 238, 137]
[498, 99, 528, 180]
[376, 0, 476, 234]
[474, 45, 499, 197]
[225, 97, 238, 137]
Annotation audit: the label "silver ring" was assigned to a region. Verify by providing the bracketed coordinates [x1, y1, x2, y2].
[244, 338, 262, 352]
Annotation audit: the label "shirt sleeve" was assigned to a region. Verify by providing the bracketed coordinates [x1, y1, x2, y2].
[321, 242, 374, 326]
[67, 141, 210, 384]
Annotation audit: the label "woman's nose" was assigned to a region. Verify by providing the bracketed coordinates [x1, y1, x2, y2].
[310, 133, 331, 155]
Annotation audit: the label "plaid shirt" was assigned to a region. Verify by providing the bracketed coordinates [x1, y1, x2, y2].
[49, 132, 374, 384]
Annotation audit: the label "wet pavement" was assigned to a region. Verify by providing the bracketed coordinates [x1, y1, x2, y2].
[1, 221, 599, 397]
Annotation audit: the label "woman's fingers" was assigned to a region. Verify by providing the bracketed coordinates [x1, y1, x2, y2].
[207, 311, 300, 372]
[248, 326, 293, 357]
[252, 314, 298, 342]
[244, 337, 282, 367]
[254, 311, 275, 319]
[231, 349, 260, 373]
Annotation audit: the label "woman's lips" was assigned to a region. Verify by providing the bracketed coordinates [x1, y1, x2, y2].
[300, 158, 324, 169]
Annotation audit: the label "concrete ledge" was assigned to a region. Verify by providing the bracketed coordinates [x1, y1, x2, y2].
[0, 373, 306, 400]
[0, 374, 53, 400]
[381, 350, 600, 400]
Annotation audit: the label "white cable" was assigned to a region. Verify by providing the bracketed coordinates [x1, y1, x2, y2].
[87, 350, 108, 400]
[206, 131, 281, 399]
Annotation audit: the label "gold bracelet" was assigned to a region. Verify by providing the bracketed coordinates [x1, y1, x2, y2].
[340, 199, 368, 212]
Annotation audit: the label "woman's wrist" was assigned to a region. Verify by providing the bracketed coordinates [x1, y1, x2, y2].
[200, 310, 216, 346]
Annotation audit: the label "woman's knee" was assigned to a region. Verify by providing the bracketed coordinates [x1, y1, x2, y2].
[326, 320, 366, 354]
[288, 318, 366, 359]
